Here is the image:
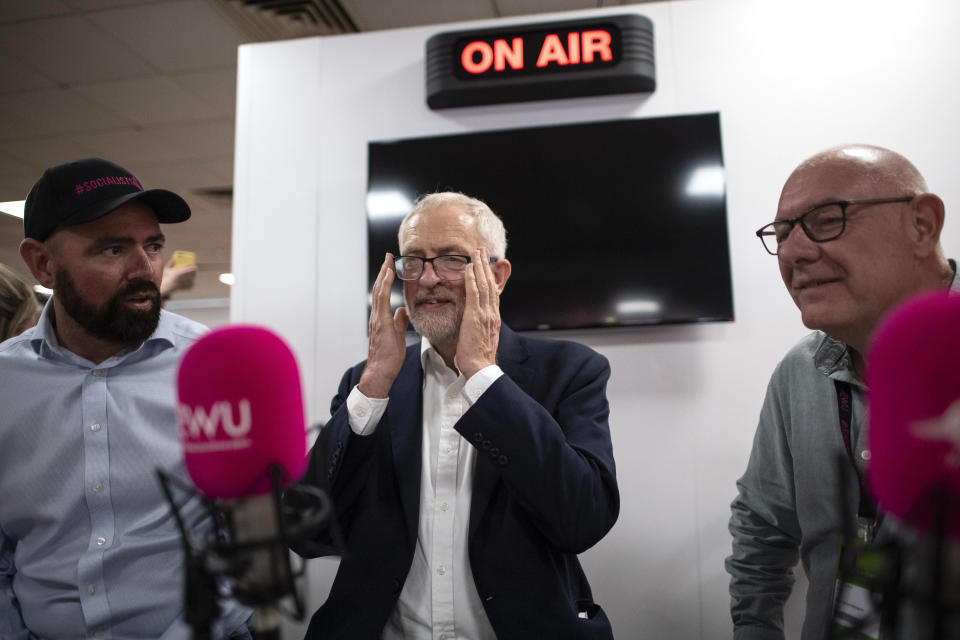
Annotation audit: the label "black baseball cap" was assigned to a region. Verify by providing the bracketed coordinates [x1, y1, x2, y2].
[23, 157, 191, 241]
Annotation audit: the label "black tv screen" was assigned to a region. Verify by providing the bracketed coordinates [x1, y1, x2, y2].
[366, 113, 733, 332]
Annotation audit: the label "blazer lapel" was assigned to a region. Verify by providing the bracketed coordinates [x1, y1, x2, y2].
[468, 325, 531, 540]
[388, 344, 425, 545]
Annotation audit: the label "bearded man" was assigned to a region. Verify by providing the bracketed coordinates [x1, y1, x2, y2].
[296, 192, 619, 639]
[0, 158, 250, 639]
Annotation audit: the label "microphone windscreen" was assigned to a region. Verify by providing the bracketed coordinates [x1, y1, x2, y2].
[177, 325, 307, 499]
[867, 291, 960, 537]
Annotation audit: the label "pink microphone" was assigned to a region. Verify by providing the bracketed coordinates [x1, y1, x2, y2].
[175, 325, 311, 635]
[868, 291, 960, 538]
[177, 325, 307, 499]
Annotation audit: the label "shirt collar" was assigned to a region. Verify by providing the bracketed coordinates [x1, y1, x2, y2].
[30, 302, 176, 365]
[420, 337, 441, 371]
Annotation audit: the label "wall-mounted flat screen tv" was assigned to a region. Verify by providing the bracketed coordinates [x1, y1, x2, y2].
[366, 112, 733, 332]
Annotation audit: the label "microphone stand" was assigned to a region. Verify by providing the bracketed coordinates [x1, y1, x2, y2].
[158, 465, 341, 640]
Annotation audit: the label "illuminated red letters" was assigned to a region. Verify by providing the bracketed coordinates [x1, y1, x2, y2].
[582, 30, 613, 63]
[536, 29, 613, 68]
[461, 41, 493, 74]
[461, 37, 523, 74]
[461, 29, 614, 74]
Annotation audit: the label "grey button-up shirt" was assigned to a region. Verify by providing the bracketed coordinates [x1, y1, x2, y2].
[727, 262, 960, 640]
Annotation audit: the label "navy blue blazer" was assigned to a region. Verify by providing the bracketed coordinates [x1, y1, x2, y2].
[297, 326, 619, 639]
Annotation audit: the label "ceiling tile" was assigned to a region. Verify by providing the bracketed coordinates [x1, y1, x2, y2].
[134, 156, 232, 193]
[0, 106, 32, 139]
[87, 0, 248, 73]
[496, 0, 602, 17]
[170, 67, 237, 118]
[0, 53, 59, 94]
[148, 119, 235, 159]
[68, 127, 186, 165]
[63, 0, 160, 9]
[79, 75, 213, 125]
[0, 0, 71, 23]
[0, 150, 43, 201]
[0, 87, 129, 138]
[343, 0, 495, 31]
[1, 135, 101, 169]
[0, 15, 155, 84]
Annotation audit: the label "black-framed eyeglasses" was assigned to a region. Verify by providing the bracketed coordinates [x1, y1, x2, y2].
[755, 196, 913, 255]
[394, 254, 498, 281]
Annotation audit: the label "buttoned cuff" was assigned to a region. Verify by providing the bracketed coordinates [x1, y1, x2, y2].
[346, 385, 389, 435]
[462, 364, 504, 405]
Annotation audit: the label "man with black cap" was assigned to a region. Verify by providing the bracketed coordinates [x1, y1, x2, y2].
[0, 159, 251, 638]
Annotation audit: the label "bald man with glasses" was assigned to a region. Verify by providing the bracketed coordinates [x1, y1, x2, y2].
[726, 145, 958, 640]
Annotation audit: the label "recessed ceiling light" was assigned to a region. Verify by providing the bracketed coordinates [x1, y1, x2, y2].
[0, 201, 25, 219]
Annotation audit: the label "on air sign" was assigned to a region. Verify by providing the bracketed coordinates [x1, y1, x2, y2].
[426, 14, 654, 109]
[457, 28, 618, 77]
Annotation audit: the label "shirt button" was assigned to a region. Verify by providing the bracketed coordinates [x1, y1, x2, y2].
[437, 565, 446, 576]
[91, 370, 103, 377]
[96, 536, 106, 546]
[439, 502, 449, 512]
[90, 423, 101, 432]
[88, 584, 96, 595]
[861, 450, 871, 461]
[356, 406, 368, 418]
[92, 483, 103, 493]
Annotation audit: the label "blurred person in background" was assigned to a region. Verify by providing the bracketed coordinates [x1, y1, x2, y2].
[0, 263, 41, 342]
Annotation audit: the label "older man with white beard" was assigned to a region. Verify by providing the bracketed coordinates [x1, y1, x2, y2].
[296, 192, 620, 639]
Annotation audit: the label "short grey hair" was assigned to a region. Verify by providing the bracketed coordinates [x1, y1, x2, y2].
[398, 192, 507, 258]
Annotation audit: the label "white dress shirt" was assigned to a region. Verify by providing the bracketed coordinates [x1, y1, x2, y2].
[346, 339, 502, 640]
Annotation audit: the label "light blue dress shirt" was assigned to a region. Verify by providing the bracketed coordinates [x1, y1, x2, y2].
[0, 306, 250, 640]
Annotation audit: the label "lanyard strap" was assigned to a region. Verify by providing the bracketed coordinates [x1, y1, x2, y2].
[834, 380, 878, 522]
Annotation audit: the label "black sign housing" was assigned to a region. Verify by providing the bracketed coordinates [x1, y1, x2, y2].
[426, 14, 655, 109]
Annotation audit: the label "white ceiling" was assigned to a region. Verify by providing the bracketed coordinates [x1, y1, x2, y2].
[0, 0, 651, 299]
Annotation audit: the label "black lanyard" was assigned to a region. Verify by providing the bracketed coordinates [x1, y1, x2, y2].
[834, 380, 878, 524]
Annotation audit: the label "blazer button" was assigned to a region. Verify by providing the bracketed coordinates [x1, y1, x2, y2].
[498, 455, 508, 466]
[472, 432, 483, 443]
[489, 447, 500, 456]
[482, 440, 491, 450]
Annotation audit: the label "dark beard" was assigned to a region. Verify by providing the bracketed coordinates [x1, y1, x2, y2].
[55, 268, 161, 346]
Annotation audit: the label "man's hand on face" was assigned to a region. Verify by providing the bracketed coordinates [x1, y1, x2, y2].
[358, 253, 409, 398]
[456, 247, 501, 379]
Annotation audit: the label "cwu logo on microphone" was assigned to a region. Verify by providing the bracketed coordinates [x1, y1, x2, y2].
[179, 399, 253, 453]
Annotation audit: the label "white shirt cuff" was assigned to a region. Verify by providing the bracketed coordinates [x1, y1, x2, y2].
[462, 364, 504, 405]
[346, 385, 389, 435]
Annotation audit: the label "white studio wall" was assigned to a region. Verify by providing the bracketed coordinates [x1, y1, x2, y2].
[232, 0, 960, 637]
